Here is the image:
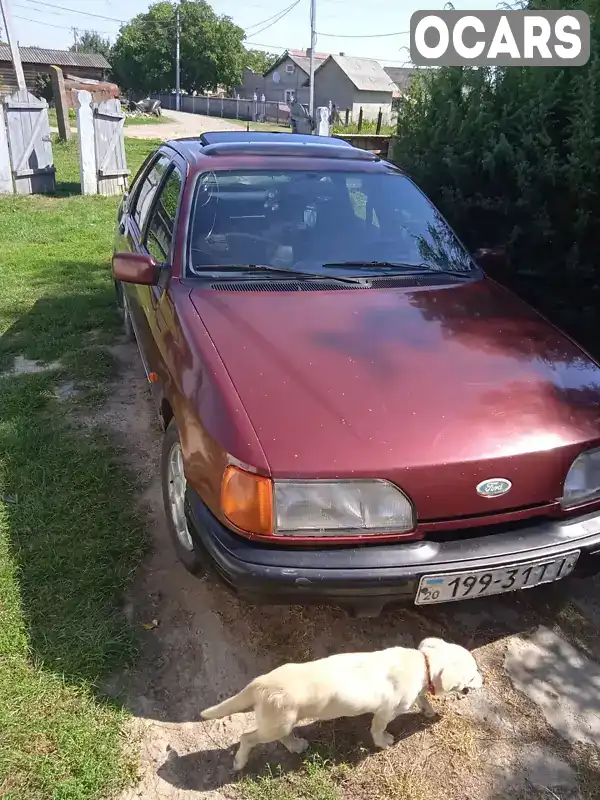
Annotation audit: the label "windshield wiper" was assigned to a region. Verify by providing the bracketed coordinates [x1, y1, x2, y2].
[198, 264, 366, 285]
[321, 260, 474, 278]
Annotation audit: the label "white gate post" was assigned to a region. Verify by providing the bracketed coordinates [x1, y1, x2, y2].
[0, 102, 13, 193]
[76, 90, 97, 195]
[316, 106, 330, 136]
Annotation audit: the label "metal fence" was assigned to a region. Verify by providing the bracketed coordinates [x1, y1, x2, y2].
[155, 93, 291, 126]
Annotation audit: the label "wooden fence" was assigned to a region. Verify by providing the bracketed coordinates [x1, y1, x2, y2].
[0, 88, 128, 197]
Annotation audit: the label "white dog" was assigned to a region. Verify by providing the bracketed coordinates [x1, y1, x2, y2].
[201, 637, 483, 770]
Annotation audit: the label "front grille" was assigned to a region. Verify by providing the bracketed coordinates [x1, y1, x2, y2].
[426, 515, 549, 543]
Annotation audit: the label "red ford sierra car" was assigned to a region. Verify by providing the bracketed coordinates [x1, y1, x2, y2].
[112, 131, 600, 616]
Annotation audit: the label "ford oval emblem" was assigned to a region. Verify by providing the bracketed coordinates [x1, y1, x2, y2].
[476, 478, 512, 498]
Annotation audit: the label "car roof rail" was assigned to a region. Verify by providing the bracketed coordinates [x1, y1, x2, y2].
[197, 130, 353, 148]
[199, 141, 378, 161]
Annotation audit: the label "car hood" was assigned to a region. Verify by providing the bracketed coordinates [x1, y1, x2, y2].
[190, 278, 600, 520]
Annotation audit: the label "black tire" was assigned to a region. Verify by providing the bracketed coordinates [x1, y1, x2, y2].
[161, 419, 206, 576]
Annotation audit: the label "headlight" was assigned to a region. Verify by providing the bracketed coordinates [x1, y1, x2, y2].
[561, 448, 600, 509]
[222, 467, 415, 537]
[274, 479, 414, 536]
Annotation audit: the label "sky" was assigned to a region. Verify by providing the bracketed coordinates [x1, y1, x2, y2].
[7, 0, 499, 66]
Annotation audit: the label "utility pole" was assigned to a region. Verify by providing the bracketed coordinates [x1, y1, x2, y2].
[72, 27, 78, 52]
[0, 0, 26, 90]
[175, 4, 181, 111]
[308, 0, 316, 122]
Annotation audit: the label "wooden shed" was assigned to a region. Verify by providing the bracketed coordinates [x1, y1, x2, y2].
[0, 46, 110, 97]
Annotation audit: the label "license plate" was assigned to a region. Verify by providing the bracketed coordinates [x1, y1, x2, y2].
[415, 551, 580, 605]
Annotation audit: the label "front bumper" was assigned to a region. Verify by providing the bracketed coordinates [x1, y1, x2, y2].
[185, 488, 600, 614]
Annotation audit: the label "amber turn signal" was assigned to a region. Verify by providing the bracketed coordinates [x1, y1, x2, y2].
[221, 465, 273, 536]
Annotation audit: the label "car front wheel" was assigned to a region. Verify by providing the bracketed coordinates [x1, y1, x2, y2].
[161, 419, 206, 576]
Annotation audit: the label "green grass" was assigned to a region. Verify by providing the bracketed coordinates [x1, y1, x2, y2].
[219, 117, 290, 132]
[332, 121, 395, 136]
[48, 107, 77, 127]
[239, 753, 347, 800]
[244, 120, 290, 132]
[0, 136, 160, 799]
[124, 114, 169, 126]
[48, 107, 169, 128]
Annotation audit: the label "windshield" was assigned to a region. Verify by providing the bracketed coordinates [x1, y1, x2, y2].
[187, 169, 475, 276]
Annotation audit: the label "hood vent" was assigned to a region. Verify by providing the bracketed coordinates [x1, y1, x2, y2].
[209, 274, 466, 292]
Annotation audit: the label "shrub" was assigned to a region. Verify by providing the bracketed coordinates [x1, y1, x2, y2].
[391, 0, 600, 350]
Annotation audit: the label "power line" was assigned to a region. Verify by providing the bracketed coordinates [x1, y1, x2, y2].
[245, 0, 299, 33]
[20, 0, 126, 23]
[13, 12, 114, 34]
[14, 0, 62, 15]
[244, 41, 284, 48]
[317, 28, 410, 38]
[243, 41, 288, 53]
[246, 0, 301, 39]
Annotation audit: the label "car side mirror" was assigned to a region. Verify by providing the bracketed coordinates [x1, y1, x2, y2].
[112, 252, 160, 285]
[473, 246, 507, 271]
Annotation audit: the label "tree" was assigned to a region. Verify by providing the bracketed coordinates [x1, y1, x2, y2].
[70, 30, 113, 62]
[111, 0, 245, 95]
[243, 49, 278, 75]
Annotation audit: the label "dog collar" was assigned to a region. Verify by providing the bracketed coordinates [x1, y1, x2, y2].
[423, 652, 435, 695]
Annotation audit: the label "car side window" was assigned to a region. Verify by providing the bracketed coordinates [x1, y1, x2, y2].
[145, 166, 183, 262]
[132, 154, 171, 232]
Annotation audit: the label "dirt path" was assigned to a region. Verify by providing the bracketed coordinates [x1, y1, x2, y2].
[50, 110, 244, 142]
[124, 110, 244, 140]
[102, 340, 600, 800]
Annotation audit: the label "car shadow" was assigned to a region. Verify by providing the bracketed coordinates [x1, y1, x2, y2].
[123, 530, 600, 726]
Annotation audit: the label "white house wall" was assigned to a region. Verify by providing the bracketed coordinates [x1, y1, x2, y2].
[351, 92, 393, 121]
[313, 61, 393, 120]
[313, 59, 355, 111]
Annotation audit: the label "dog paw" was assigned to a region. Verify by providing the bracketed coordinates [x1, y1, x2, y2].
[233, 754, 248, 772]
[373, 732, 394, 749]
[289, 737, 309, 754]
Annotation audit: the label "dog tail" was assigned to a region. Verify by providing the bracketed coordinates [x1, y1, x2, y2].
[201, 685, 255, 720]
